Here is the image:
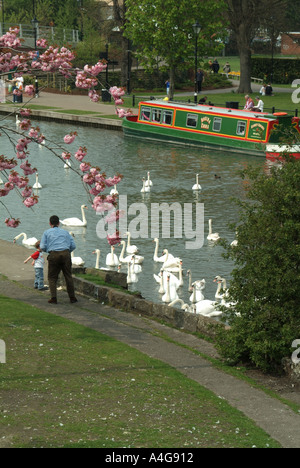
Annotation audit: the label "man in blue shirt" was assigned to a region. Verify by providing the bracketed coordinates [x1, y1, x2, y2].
[41, 215, 78, 304]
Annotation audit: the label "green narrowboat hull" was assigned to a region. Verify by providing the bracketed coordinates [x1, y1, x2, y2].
[122, 100, 300, 158]
[123, 118, 264, 156]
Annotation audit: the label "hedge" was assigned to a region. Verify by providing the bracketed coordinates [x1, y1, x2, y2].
[251, 57, 300, 84]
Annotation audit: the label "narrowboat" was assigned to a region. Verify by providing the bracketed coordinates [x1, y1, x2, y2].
[122, 100, 300, 159]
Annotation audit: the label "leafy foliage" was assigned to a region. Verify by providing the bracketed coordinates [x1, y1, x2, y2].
[216, 154, 300, 373]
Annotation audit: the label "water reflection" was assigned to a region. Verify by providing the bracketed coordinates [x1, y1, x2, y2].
[0, 117, 266, 306]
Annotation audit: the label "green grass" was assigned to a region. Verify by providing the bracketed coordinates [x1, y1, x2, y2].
[0, 295, 281, 448]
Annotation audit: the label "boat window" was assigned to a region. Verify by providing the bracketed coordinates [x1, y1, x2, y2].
[213, 117, 222, 132]
[186, 113, 198, 128]
[152, 109, 162, 123]
[236, 120, 246, 136]
[140, 107, 151, 121]
[162, 110, 173, 125]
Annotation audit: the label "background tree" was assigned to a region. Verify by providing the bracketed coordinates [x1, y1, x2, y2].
[124, 0, 227, 98]
[224, 0, 286, 93]
[216, 146, 300, 373]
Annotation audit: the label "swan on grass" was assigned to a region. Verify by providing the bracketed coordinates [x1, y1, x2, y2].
[145, 171, 153, 187]
[207, 218, 220, 242]
[126, 231, 139, 254]
[106, 245, 118, 267]
[141, 177, 150, 193]
[33, 173, 42, 189]
[13, 232, 38, 247]
[192, 173, 201, 191]
[61, 205, 87, 227]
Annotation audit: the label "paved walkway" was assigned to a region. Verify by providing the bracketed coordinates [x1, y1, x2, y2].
[1, 238, 300, 448]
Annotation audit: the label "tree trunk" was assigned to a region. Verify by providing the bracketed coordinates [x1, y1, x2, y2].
[236, 23, 252, 94]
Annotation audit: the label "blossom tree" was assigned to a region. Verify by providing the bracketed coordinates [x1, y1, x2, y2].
[0, 28, 130, 244]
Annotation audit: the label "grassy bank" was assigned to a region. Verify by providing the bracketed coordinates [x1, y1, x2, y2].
[0, 295, 281, 448]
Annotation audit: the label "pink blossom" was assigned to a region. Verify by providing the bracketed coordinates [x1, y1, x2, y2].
[107, 230, 122, 246]
[21, 187, 33, 198]
[20, 108, 32, 117]
[62, 151, 71, 161]
[64, 132, 77, 144]
[36, 38, 48, 48]
[16, 176, 29, 188]
[74, 147, 87, 161]
[5, 218, 21, 228]
[0, 156, 17, 170]
[19, 119, 31, 130]
[88, 89, 100, 102]
[25, 85, 35, 96]
[79, 162, 91, 173]
[105, 175, 122, 187]
[8, 171, 20, 185]
[20, 160, 37, 176]
[105, 210, 124, 224]
[23, 196, 38, 208]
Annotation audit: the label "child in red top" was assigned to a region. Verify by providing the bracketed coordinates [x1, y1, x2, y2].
[24, 241, 47, 290]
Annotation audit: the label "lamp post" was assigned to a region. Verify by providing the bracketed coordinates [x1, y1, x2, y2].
[193, 21, 201, 104]
[31, 14, 39, 97]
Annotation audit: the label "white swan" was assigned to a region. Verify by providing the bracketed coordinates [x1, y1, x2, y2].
[141, 177, 150, 193]
[119, 240, 145, 264]
[127, 261, 138, 284]
[61, 205, 87, 227]
[231, 232, 238, 247]
[192, 173, 201, 190]
[186, 269, 194, 292]
[145, 171, 153, 187]
[64, 160, 71, 169]
[71, 250, 85, 267]
[33, 173, 42, 189]
[154, 269, 165, 294]
[92, 249, 110, 270]
[207, 218, 220, 241]
[126, 231, 139, 254]
[16, 114, 20, 126]
[190, 279, 205, 303]
[213, 276, 225, 300]
[194, 297, 222, 317]
[106, 245, 118, 267]
[162, 249, 181, 270]
[168, 298, 196, 313]
[162, 274, 179, 303]
[131, 255, 142, 273]
[153, 238, 168, 262]
[0, 175, 4, 184]
[110, 184, 118, 195]
[13, 232, 38, 247]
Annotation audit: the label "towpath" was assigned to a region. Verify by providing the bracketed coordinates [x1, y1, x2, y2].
[0, 238, 300, 448]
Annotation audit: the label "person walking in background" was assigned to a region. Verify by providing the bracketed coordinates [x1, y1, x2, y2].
[24, 241, 47, 291]
[196, 69, 205, 93]
[165, 79, 170, 96]
[40, 215, 77, 304]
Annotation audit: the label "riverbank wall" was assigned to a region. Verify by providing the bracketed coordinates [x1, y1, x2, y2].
[62, 267, 223, 339]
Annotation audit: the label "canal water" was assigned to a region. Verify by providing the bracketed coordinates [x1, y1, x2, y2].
[0, 117, 266, 306]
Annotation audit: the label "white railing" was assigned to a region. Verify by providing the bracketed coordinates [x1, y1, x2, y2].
[0, 22, 80, 45]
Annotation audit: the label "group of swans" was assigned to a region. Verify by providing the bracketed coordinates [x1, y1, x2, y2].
[168, 276, 225, 318]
